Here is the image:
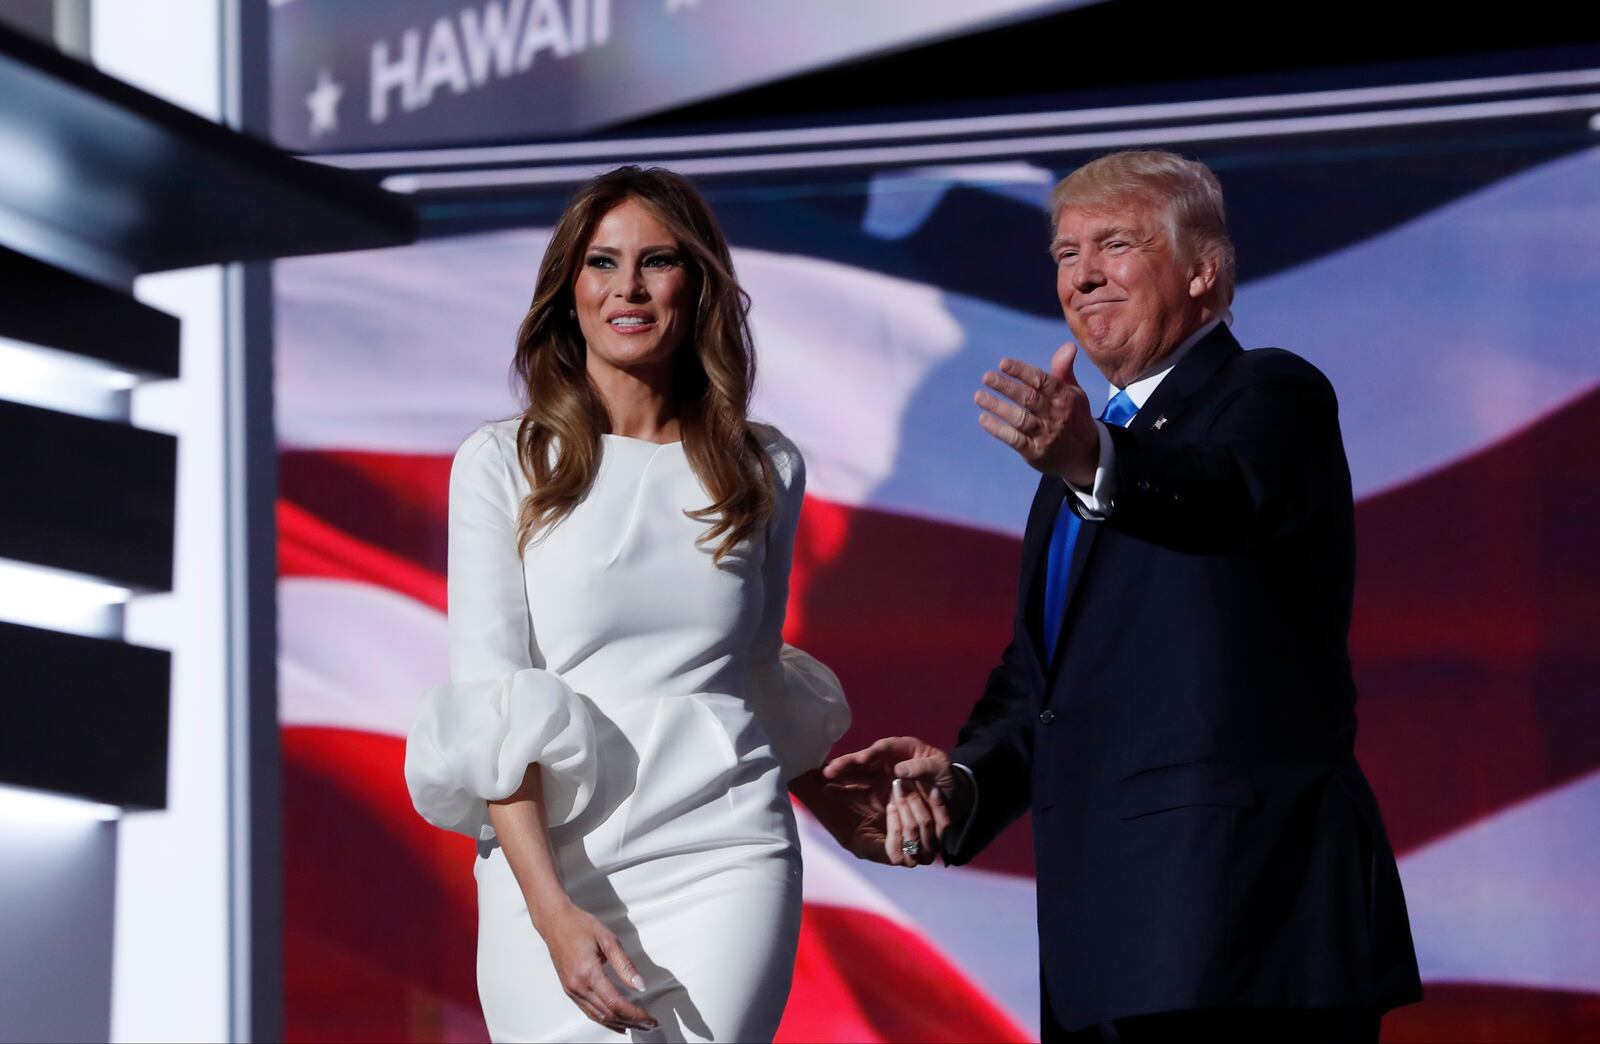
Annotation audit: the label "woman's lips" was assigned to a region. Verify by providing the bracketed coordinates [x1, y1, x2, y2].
[606, 313, 657, 334]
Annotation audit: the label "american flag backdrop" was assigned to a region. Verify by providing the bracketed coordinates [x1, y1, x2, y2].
[274, 139, 1600, 1041]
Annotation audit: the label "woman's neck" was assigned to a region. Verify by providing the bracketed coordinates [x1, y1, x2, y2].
[589, 359, 680, 444]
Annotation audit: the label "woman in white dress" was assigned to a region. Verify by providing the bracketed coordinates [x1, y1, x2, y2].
[404, 167, 942, 1042]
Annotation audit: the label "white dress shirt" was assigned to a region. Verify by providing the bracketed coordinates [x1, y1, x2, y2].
[1068, 313, 1229, 516]
[946, 315, 1231, 852]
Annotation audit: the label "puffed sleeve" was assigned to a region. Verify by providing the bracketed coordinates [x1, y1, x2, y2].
[746, 427, 852, 779]
[404, 424, 597, 840]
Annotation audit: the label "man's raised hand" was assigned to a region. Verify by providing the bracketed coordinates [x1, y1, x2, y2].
[975, 342, 1099, 487]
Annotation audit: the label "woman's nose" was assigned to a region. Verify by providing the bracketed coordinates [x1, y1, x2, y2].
[615, 267, 648, 300]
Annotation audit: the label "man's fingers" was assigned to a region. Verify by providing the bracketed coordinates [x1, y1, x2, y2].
[978, 410, 1027, 450]
[999, 357, 1061, 397]
[821, 749, 879, 780]
[975, 389, 1033, 432]
[895, 755, 948, 780]
[868, 736, 918, 755]
[922, 781, 953, 838]
[982, 369, 1041, 413]
[823, 746, 876, 769]
[824, 737, 919, 782]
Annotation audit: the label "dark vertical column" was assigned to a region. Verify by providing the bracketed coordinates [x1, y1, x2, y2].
[222, 2, 282, 1041]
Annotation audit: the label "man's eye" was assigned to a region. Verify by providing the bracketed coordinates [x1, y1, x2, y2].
[1058, 251, 1077, 263]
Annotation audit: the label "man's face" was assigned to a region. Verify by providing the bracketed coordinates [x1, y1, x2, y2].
[1053, 198, 1213, 387]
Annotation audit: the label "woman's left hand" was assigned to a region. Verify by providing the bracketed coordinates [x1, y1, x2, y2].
[885, 777, 946, 866]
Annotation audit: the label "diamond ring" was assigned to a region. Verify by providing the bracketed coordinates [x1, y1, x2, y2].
[901, 838, 921, 858]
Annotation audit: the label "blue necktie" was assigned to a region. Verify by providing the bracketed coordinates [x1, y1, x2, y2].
[1042, 390, 1137, 663]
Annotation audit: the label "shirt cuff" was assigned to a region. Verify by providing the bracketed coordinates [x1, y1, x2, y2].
[1067, 420, 1117, 519]
[945, 762, 979, 855]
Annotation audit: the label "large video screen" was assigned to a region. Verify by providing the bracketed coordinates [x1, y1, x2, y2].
[269, 0, 1088, 151]
[274, 78, 1600, 1040]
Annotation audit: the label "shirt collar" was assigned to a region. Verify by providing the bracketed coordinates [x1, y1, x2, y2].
[1113, 312, 1231, 410]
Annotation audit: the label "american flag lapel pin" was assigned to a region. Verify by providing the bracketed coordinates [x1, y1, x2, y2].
[1152, 415, 1169, 430]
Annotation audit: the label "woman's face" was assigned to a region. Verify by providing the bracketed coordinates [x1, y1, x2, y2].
[573, 198, 694, 381]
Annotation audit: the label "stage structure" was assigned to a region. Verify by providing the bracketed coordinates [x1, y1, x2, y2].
[0, 15, 412, 1042]
[269, 2, 1600, 1039]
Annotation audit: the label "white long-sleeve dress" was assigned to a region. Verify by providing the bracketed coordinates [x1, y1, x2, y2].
[405, 420, 850, 1043]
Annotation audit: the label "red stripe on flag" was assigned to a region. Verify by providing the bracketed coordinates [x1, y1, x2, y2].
[778, 904, 1034, 1043]
[280, 449, 451, 573]
[1381, 983, 1600, 1042]
[1352, 383, 1600, 855]
[283, 726, 480, 1042]
[279, 500, 446, 613]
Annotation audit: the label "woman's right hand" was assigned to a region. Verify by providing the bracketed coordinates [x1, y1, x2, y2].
[535, 901, 657, 1035]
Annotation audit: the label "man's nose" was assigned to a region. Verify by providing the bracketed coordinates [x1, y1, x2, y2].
[1072, 263, 1104, 293]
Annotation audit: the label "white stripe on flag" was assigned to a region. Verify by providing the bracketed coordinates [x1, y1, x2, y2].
[1400, 765, 1600, 992]
[279, 576, 445, 736]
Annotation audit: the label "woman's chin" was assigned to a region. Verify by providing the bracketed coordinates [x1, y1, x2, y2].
[588, 339, 681, 377]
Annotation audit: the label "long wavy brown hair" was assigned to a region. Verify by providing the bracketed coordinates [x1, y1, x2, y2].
[511, 166, 773, 563]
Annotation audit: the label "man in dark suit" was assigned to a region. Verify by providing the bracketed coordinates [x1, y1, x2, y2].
[824, 150, 1421, 1042]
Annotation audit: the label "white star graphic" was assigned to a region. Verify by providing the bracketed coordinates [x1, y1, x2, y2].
[306, 69, 343, 138]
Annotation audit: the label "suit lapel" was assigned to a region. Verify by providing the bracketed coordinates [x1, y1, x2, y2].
[1018, 476, 1062, 665]
[1123, 322, 1242, 438]
[1045, 323, 1244, 669]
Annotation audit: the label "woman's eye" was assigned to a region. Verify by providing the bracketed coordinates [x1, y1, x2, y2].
[643, 254, 680, 268]
[585, 255, 615, 269]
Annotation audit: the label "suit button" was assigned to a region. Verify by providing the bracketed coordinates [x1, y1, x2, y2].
[1038, 709, 1056, 724]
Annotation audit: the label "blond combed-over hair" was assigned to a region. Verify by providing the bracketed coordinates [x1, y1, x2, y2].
[1049, 150, 1236, 305]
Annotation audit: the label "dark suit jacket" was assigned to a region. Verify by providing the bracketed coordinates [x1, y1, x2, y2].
[946, 324, 1422, 1029]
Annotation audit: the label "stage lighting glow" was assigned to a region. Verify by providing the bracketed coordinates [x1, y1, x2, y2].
[0, 558, 132, 640]
[321, 67, 1600, 171]
[0, 116, 65, 212]
[378, 92, 1600, 193]
[0, 784, 121, 823]
[0, 336, 142, 422]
